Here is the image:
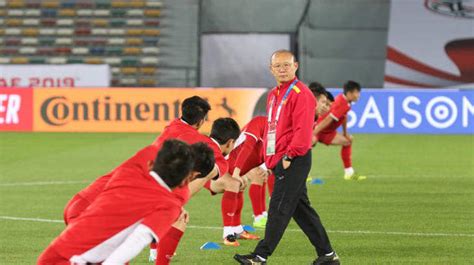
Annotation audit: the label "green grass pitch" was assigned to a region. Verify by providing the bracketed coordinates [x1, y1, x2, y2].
[1, 133, 473, 264]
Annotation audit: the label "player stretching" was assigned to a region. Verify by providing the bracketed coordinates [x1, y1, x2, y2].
[312, 80, 366, 180]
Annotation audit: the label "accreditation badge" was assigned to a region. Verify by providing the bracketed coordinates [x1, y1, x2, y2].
[266, 121, 277, 155]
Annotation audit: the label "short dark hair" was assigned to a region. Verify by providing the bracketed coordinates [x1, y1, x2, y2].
[152, 139, 194, 188]
[210, 118, 240, 145]
[181, 96, 211, 125]
[309, 81, 327, 99]
[343, 80, 361, 94]
[190, 142, 215, 179]
[326, 91, 335, 102]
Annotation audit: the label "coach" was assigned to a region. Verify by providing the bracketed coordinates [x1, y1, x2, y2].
[234, 50, 339, 265]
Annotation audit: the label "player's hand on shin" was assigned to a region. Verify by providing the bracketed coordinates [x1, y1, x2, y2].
[179, 208, 190, 224]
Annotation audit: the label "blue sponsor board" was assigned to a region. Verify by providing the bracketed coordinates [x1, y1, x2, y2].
[326, 89, 474, 134]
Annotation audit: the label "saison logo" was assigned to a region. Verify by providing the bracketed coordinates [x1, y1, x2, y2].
[40, 95, 181, 126]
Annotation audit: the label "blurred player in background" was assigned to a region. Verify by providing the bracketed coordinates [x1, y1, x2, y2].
[312, 80, 367, 180]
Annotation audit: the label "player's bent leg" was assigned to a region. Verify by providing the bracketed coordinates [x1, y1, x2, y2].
[154, 216, 187, 264]
[248, 170, 267, 228]
[331, 134, 366, 181]
[215, 174, 242, 246]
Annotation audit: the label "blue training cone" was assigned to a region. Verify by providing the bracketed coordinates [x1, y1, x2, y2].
[242, 225, 256, 232]
[310, 178, 324, 185]
[200, 242, 221, 250]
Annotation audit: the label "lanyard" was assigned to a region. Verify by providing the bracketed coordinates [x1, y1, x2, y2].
[267, 79, 298, 124]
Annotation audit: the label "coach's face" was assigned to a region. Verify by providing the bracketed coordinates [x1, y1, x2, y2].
[270, 53, 298, 84]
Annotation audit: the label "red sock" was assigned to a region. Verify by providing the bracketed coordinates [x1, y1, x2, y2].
[221, 191, 239, 226]
[156, 227, 184, 265]
[261, 182, 267, 213]
[150, 242, 157, 250]
[341, 144, 352, 168]
[267, 173, 275, 196]
[234, 192, 244, 226]
[249, 184, 262, 216]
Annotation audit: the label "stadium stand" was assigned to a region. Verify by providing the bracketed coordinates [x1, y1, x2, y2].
[0, 0, 163, 87]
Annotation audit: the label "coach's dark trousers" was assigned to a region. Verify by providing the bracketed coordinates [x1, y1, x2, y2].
[253, 151, 333, 259]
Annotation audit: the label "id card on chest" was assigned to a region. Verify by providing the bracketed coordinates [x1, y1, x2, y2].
[266, 121, 277, 155]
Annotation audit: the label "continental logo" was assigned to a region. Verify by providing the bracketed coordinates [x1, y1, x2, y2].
[40, 95, 181, 126]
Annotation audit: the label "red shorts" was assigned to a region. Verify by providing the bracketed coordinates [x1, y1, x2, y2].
[317, 131, 337, 145]
[203, 180, 217, 196]
[63, 194, 91, 225]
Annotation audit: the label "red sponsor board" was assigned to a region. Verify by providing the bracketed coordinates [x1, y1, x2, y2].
[0, 88, 33, 131]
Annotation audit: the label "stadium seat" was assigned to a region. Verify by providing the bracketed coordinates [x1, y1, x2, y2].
[1, 48, 19, 55]
[30, 57, 46, 64]
[0, 58, 10, 64]
[96, 0, 111, 8]
[6, 28, 21, 35]
[122, 57, 139, 66]
[39, 28, 55, 35]
[8, 9, 25, 16]
[110, 19, 126, 27]
[111, 67, 120, 74]
[39, 37, 55, 45]
[127, 19, 143, 26]
[74, 28, 91, 36]
[58, 9, 75, 16]
[144, 9, 160, 17]
[72, 47, 88, 55]
[127, 29, 143, 35]
[41, 9, 57, 17]
[0, 18, 3, 25]
[105, 57, 122, 65]
[55, 47, 72, 54]
[108, 29, 125, 35]
[144, 19, 160, 26]
[139, 79, 157, 86]
[67, 58, 83, 64]
[92, 19, 108, 27]
[85, 57, 103, 64]
[22, 38, 38, 45]
[143, 47, 160, 54]
[140, 67, 157, 74]
[126, 38, 143, 45]
[143, 37, 159, 46]
[144, 29, 160, 36]
[92, 28, 108, 35]
[77, 9, 93, 16]
[90, 47, 106, 55]
[108, 38, 125, 45]
[24, 18, 40, 25]
[6, 38, 21, 45]
[57, 19, 73, 26]
[11, 57, 29, 64]
[124, 47, 141, 55]
[6, 19, 22, 26]
[146, 1, 163, 8]
[141, 57, 159, 64]
[76, 19, 91, 27]
[55, 38, 72, 45]
[48, 57, 67, 64]
[19, 47, 36, 54]
[8, 1, 25, 8]
[37, 47, 55, 55]
[94, 9, 110, 16]
[40, 18, 57, 26]
[60, 1, 75, 8]
[25, 9, 40, 16]
[0, 29, 4, 36]
[22, 28, 39, 36]
[107, 47, 123, 55]
[25, 2, 40, 8]
[121, 67, 139, 74]
[121, 78, 138, 85]
[56, 28, 74, 35]
[77, 1, 94, 8]
[127, 9, 144, 16]
[42, 1, 59, 8]
[90, 38, 107, 45]
[111, 9, 126, 16]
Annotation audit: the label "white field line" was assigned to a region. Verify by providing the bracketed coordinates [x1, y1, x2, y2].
[0, 180, 88, 187]
[1, 216, 473, 238]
